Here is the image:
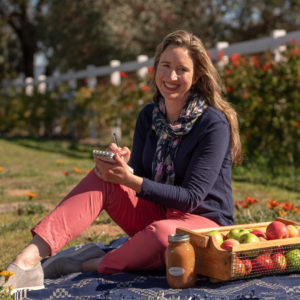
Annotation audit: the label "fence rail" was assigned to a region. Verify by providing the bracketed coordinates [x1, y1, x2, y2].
[2, 29, 300, 94]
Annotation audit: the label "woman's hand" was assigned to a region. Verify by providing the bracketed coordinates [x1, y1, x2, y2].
[106, 143, 131, 163]
[93, 145, 142, 192]
[94, 153, 131, 185]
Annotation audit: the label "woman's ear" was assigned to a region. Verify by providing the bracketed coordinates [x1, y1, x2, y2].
[192, 75, 199, 85]
[192, 70, 200, 85]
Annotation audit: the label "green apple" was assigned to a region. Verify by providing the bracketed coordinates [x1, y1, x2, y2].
[286, 249, 300, 270]
[239, 233, 260, 244]
[206, 230, 223, 246]
[228, 228, 249, 241]
[239, 233, 260, 257]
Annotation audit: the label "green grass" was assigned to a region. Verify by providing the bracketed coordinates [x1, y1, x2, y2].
[0, 137, 299, 270]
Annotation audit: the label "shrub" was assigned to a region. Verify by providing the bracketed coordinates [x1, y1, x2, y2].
[0, 44, 299, 171]
[222, 41, 300, 171]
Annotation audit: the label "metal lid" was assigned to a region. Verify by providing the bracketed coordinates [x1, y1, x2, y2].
[168, 233, 190, 242]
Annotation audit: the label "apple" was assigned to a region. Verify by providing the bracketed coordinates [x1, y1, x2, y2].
[242, 258, 252, 275]
[239, 233, 261, 257]
[271, 253, 287, 271]
[220, 239, 240, 250]
[228, 228, 249, 241]
[286, 249, 300, 269]
[239, 233, 260, 244]
[222, 232, 229, 240]
[273, 245, 285, 255]
[206, 230, 223, 246]
[233, 257, 246, 277]
[266, 221, 289, 240]
[259, 246, 273, 256]
[287, 225, 300, 237]
[250, 230, 267, 239]
[252, 254, 274, 273]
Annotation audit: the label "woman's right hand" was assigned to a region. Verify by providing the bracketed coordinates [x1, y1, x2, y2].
[106, 143, 131, 163]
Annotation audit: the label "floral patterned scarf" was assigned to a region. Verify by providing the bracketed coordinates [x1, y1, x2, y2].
[152, 92, 206, 185]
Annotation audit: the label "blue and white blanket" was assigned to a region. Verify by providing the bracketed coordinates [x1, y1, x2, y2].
[15, 237, 300, 300]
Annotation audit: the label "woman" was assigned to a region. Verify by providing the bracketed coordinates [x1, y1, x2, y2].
[1, 30, 242, 292]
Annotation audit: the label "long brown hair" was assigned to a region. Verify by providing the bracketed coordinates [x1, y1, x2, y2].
[151, 30, 242, 165]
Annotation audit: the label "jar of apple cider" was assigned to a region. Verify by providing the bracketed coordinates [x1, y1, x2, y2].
[165, 233, 196, 288]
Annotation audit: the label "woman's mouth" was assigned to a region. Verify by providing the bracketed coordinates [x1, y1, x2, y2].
[163, 82, 178, 91]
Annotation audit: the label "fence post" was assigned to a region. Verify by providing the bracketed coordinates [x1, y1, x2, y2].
[37, 74, 47, 94]
[16, 74, 25, 94]
[25, 77, 34, 96]
[137, 55, 149, 78]
[87, 65, 97, 91]
[48, 70, 60, 91]
[216, 41, 229, 69]
[271, 29, 287, 62]
[110, 60, 121, 86]
[67, 70, 77, 90]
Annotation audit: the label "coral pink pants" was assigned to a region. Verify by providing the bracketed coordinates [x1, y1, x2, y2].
[32, 170, 218, 274]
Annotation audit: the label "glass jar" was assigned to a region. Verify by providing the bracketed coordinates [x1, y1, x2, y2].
[165, 233, 196, 288]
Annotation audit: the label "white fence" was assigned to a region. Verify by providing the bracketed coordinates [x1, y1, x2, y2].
[2, 29, 300, 95]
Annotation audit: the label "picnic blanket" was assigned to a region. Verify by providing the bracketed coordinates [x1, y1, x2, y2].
[15, 237, 300, 300]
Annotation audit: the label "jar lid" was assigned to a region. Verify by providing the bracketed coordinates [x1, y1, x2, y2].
[168, 233, 190, 242]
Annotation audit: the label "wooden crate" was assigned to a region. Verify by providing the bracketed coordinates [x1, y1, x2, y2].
[176, 217, 300, 282]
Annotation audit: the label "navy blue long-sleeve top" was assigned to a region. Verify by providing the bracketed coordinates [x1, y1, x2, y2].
[129, 103, 234, 226]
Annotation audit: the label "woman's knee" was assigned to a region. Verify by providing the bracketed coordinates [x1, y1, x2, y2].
[147, 219, 177, 248]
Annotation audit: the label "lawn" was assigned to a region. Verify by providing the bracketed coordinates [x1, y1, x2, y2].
[0, 137, 299, 270]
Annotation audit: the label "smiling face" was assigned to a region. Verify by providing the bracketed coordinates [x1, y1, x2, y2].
[155, 44, 196, 106]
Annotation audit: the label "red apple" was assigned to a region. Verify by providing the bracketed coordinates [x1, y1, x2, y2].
[266, 221, 289, 240]
[252, 254, 274, 273]
[273, 245, 285, 255]
[222, 232, 229, 240]
[251, 230, 267, 239]
[233, 257, 246, 277]
[259, 246, 273, 256]
[242, 258, 252, 275]
[271, 253, 287, 271]
[287, 225, 300, 237]
[220, 238, 240, 250]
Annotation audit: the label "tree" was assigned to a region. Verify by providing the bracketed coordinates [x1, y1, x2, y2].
[0, 18, 21, 80]
[224, 0, 300, 42]
[0, 0, 46, 77]
[1, 0, 300, 79]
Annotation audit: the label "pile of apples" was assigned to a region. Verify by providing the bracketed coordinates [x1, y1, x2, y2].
[206, 220, 300, 277]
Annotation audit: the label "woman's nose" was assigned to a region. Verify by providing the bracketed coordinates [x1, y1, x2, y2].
[169, 69, 178, 80]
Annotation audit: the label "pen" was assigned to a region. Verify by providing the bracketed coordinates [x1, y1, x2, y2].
[113, 132, 134, 174]
[113, 132, 119, 147]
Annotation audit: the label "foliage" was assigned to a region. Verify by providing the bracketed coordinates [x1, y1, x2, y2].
[0, 72, 153, 144]
[222, 41, 300, 171]
[234, 196, 299, 224]
[0, 270, 14, 299]
[0, 89, 68, 137]
[1, 42, 300, 173]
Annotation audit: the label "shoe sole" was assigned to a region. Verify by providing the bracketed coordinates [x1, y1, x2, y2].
[12, 285, 45, 294]
[42, 243, 104, 270]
